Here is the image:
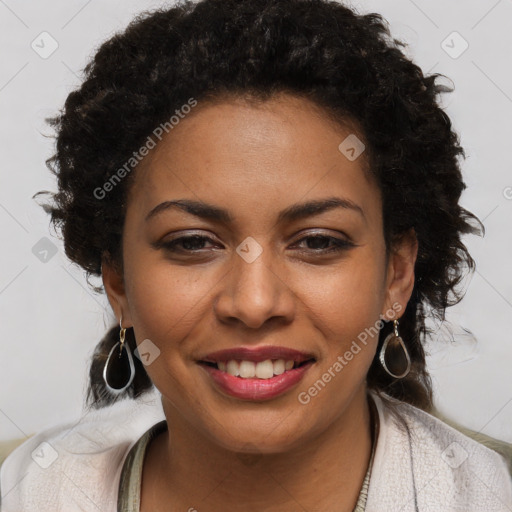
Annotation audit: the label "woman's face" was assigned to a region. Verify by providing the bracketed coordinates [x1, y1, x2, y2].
[103, 92, 416, 453]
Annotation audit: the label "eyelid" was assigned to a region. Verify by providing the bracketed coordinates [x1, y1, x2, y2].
[159, 228, 352, 245]
[154, 229, 356, 258]
[291, 233, 356, 250]
[290, 228, 353, 243]
[161, 229, 219, 242]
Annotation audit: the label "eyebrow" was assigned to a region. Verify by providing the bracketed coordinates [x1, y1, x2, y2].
[145, 196, 366, 224]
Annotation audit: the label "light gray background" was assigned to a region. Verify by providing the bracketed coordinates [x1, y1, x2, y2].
[1, 0, 511, 442]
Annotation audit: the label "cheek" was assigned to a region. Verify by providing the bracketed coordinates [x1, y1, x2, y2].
[293, 255, 386, 414]
[124, 253, 212, 346]
[123, 257, 212, 400]
[301, 251, 387, 335]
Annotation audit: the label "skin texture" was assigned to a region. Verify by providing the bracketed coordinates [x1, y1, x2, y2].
[102, 93, 418, 511]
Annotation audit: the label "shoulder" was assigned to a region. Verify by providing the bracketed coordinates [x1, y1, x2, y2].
[0, 437, 33, 467]
[367, 391, 512, 511]
[0, 390, 165, 512]
[395, 396, 512, 474]
[431, 405, 512, 474]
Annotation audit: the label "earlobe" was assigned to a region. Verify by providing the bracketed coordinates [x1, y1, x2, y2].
[382, 228, 418, 319]
[101, 256, 133, 327]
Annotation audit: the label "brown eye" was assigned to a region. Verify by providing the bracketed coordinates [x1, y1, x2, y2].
[294, 235, 355, 254]
[159, 235, 219, 253]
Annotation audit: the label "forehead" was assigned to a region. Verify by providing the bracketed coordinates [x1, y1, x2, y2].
[128, 93, 380, 226]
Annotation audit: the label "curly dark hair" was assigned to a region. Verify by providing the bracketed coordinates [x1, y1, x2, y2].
[35, 0, 483, 411]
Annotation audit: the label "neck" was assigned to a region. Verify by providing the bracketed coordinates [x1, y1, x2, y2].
[141, 385, 374, 512]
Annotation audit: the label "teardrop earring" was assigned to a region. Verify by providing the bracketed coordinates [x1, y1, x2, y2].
[103, 315, 136, 394]
[379, 319, 411, 379]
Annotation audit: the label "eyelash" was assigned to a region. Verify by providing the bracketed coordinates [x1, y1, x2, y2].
[159, 233, 355, 255]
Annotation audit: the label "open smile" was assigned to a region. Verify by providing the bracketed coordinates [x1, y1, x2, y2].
[196, 346, 316, 400]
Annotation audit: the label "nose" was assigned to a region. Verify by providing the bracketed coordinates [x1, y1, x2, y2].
[213, 245, 296, 330]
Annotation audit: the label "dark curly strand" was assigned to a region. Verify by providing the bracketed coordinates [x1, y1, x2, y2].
[35, 0, 483, 410]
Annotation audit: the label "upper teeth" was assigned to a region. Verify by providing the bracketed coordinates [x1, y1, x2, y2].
[217, 359, 295, 379]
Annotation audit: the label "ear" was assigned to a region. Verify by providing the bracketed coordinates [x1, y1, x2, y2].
[101, 255, 134, 328]
[381, 228, 418, 320]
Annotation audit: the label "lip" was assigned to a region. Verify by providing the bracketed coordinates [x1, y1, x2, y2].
[197, 360, 315, 401]
[199, 346, 316, 364]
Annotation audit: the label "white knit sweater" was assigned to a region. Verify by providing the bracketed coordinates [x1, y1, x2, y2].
[1, 389, 511, 511]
